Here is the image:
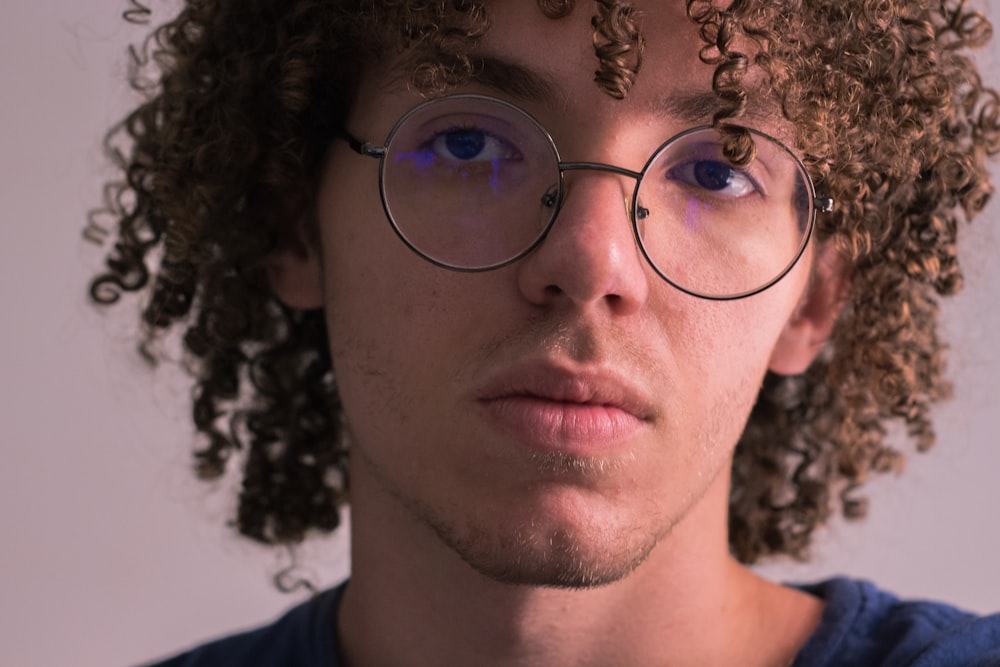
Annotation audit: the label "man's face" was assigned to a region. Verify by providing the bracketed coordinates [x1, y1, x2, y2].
[314, 0, 814, 586]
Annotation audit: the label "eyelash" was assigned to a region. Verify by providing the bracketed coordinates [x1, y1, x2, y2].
[664, 159, 762, 198]
[422, 124, 523, 163]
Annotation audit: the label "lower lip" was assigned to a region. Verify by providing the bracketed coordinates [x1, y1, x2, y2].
[479, 396, 646, 456]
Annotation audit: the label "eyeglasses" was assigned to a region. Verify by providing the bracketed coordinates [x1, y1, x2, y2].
[342, 94, 833, 300]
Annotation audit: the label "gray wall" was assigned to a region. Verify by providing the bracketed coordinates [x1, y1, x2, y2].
[1, 2, 997, 665]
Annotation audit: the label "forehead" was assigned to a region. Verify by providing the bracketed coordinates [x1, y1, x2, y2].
[479, 0, 702, 85]
[371, 0, 782, 133]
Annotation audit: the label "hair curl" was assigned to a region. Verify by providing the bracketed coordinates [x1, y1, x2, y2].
[88, 0, 999, 564]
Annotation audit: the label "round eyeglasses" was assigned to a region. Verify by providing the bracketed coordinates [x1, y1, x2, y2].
[342, 94, 833, 300]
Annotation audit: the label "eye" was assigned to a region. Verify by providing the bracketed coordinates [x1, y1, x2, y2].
[428, 127, 520, 163]
[666, 159, 758, 198]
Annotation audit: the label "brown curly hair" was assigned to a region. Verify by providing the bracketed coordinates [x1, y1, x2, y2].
[87, 0, 999, 564]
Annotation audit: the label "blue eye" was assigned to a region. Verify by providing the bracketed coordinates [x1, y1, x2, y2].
[429, 127, 519, 163]
[693, 161, 734, 191]
[443, 129, 486, 160]
[667, 159, 756, 198]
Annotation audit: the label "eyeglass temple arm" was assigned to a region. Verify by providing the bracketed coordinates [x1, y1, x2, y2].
[341, 131, 386, 158]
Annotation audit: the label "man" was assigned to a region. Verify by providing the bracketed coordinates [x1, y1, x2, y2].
[89, 0, 1000, 664]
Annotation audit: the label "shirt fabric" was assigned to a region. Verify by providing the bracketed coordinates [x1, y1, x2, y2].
[145, 577, 1000, 666]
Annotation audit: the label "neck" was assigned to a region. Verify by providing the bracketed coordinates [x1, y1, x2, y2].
[338, 463, 822, 667]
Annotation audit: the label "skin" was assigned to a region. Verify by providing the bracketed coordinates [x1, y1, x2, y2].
[269, 1, 843, 664]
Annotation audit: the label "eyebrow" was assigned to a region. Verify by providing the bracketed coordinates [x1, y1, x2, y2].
[392, 52, 777, 128]
[468, 55, 558, 103]
[654, 84, 779, 127]
[653, 90, 744, 126]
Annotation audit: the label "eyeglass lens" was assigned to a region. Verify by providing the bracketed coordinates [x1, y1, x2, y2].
[378, 95, 814, 299]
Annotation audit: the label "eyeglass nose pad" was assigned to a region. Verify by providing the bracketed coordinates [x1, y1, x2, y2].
[540, 186, 559, 209]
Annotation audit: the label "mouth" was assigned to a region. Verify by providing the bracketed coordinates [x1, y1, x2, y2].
[476, 363, 654, 456]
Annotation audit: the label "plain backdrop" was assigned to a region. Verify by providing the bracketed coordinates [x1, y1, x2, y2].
[2, 1, 998, 666]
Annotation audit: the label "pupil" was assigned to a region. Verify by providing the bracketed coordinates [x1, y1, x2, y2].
[446, 130, 486, 160]
[694, 161, 732, 191]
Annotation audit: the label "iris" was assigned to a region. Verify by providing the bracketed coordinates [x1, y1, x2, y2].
[445, 130, 486, 161]
[693, 161, 734, 191]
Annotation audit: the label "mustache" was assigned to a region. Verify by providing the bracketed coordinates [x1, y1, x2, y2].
[473, 309, 657, 369]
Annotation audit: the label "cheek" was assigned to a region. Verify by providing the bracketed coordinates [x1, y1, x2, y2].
[650, 284, 791, 380]
[657, 265, 809, 429]
[317, 144, 434, 328]
[315, 151, 417, 434]
[316, 175, 483, 458]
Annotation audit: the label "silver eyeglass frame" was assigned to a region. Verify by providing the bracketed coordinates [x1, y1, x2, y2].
[341, 93, 834, 301]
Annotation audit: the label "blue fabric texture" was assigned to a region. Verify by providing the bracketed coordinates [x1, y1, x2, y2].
[792, 578, 1000, 666]
[144, 578, 1000, 666]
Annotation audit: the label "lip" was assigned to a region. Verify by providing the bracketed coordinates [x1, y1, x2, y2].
[475, 362, 655, 456]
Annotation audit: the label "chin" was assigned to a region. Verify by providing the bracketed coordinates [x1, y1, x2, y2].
[425, 507, 666, 589]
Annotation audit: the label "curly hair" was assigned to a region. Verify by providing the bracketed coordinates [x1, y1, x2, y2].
[88, 0, 999, 563]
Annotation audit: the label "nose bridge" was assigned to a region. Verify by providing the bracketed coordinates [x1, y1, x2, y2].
[556, 160, 643, 226]
[558, 160, 644, 182]
[514, 156, 650, 313]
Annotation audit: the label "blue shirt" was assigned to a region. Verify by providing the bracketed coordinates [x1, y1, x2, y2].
[793, 578, 1000, 666]
[146, 578, 1000, 666]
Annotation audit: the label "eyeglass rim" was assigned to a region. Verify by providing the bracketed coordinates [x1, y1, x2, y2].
[346, 93, 828, 301]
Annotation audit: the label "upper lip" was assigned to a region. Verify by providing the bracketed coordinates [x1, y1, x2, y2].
[475, 360, 655, 422]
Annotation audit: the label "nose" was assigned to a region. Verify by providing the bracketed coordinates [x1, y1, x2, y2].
[515, 170, 650, 314]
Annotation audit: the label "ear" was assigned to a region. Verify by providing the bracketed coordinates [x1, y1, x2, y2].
[768, 242, 850, 376]
[264, 206, 325, 310]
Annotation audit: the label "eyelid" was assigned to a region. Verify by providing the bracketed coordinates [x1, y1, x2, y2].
[671, 161, 760, 197]
[411, 112, 523, 144]
[424, 126, 523, 161]
[659, 148, 768, 198]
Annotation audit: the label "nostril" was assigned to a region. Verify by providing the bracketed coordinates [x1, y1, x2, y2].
[543, 284, 564, 298]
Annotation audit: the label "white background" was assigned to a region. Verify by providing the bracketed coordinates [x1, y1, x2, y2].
[1, 2, 998, 666]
